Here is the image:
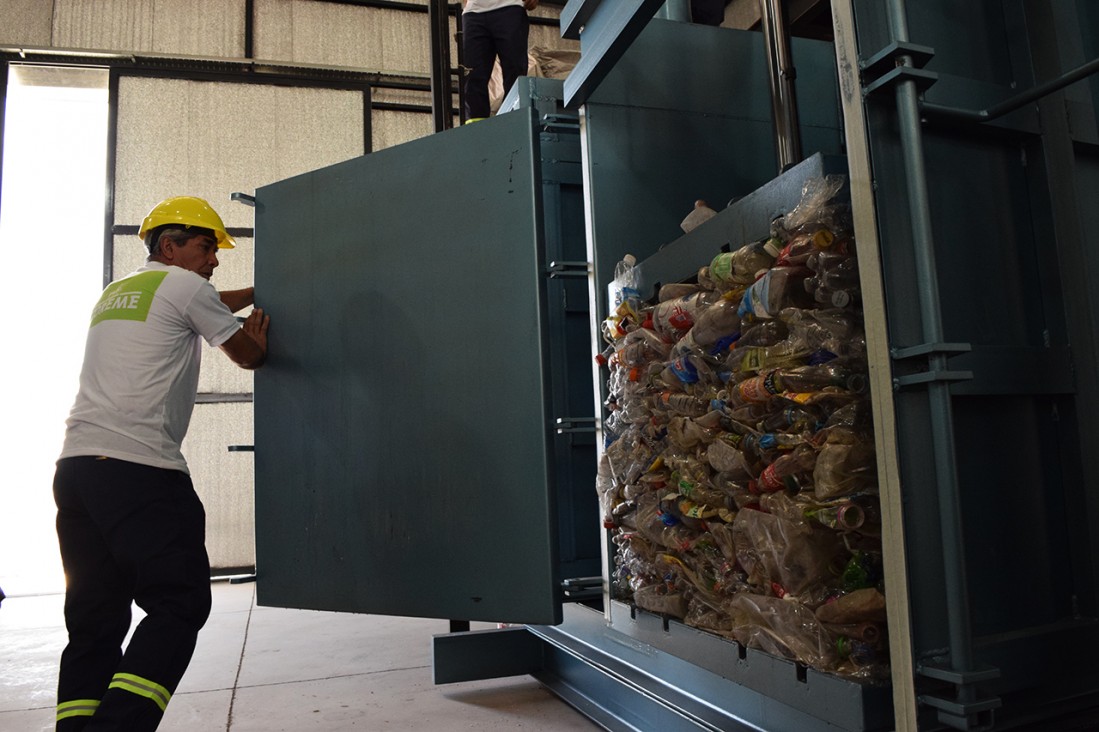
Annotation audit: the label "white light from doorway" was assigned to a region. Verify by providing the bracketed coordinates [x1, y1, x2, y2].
[0, 65, 109, 596]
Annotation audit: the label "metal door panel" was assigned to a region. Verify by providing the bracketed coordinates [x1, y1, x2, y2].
[253, 109, 564, 624]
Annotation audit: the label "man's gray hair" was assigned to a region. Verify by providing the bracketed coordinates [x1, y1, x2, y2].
[145, 225, 215, 256]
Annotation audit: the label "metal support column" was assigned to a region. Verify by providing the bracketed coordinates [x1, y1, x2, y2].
[883, 1, 996, 729]
[428, 0, 453, 131]
[758, 0, 802, 171]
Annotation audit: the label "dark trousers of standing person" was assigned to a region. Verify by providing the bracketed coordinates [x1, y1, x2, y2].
[53, 456, 212, 732]
[462, 5, 530, 121]
[691, 0, 726, 25]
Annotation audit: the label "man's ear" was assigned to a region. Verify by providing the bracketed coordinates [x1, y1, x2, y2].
[158, 237, 175, 261]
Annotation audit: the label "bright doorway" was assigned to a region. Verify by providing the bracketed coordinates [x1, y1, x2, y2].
[0, 65, 109, 597]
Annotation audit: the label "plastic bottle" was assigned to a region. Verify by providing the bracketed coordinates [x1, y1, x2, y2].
[774, 228, 835, 267]
[689, 296, 743, 347]
[813, 441, 878, 499]
[657, 283, 701, 302]
[780, 307, 862, 354]
[709, 238, 781, 290]
[758, 398, 825, 433]
[652, 292, 714, 342]
[680, 199, 718, 233]
[805, 251, 861, 308]
[736, 339, 810, 374]
[616, 327, 671, 367]
[752, 443, 817, 494]
[773, 362, 867, 394]
[738, 266, 814, 319]
[612, 254, 639, 308]
[654, 391, 709, 417]
[805, 501, 866, 531]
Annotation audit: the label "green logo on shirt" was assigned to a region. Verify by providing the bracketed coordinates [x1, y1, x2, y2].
[90, 270, 169, 326]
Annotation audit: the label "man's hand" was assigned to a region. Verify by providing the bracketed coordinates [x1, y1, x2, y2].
[242, 307, 270, 354]
[221, 307, 269, 369]
[524, 0, 538, 10]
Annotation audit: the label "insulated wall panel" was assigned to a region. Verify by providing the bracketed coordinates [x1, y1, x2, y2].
[254, 0, 432, 74]
[182, 402, 256, 571]
[115, 77, 364, 233]
[0, 0, 53, 47]
[52, 0, 245, 58]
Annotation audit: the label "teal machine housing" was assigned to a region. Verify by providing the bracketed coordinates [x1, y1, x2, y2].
[253, 1, 1099, 729]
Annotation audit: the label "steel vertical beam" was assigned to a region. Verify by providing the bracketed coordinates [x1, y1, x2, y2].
[428, 0, 453, 131]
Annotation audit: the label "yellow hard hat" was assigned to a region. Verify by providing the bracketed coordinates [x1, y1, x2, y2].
[138, 196, 236, 249]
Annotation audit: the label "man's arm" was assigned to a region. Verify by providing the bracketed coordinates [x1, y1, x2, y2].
[220, 308, 269, 370]
[524, 0, 538, 9]
[219, 287, 255, 314]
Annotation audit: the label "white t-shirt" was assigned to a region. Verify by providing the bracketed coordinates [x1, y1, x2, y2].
[464, 0, 525, 14]
[59, 261, 241, 474]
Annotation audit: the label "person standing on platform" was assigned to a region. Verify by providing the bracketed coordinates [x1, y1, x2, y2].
[462, 0, 539, 123]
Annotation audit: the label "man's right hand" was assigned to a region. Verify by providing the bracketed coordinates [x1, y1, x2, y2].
[221, 308, 269, 370]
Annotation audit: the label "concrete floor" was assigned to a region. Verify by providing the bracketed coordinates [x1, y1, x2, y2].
[0, 581, 600, 731]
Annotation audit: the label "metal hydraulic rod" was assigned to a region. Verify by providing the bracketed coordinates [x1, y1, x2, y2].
[759, 0, 803, 171]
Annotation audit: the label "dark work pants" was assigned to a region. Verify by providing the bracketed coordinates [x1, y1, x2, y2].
[53, 456, 212, 732]
[462, 6, 530, 120]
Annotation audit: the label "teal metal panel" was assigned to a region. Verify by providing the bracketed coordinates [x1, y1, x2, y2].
[254, 109, 567, 624]
[851, 0, 1099, 725]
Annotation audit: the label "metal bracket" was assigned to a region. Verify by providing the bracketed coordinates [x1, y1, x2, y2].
[891, 342, 971, 360]
[231, 191, 256, 207]
[918, 693, 1000, 731]
[547, 260, 590, 278]
[863, 66, 939, 97]
[891, 342, 973, 390]
[894, 370, 973, 389]
[542, 113, 581, 132]
[562, 576, 602, 601]
[917, 662, 1002, 730]
[860, 41, 938, 98]
[861, 41, 935, 78]
[555, 417, 597, 434]
[917, 662, 1000, 685]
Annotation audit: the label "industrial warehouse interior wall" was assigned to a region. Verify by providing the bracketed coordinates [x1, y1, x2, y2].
[0, 0, 575, 572]
[0, 1, 576, 146]
[0, 0, 247, 56]
[114, 76, 365, 570]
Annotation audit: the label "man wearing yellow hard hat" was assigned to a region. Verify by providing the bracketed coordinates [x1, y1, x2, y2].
[52, 196, 268, 731]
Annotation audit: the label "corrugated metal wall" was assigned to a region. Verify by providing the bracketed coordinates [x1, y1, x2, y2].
[1, 0, 576, 571]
